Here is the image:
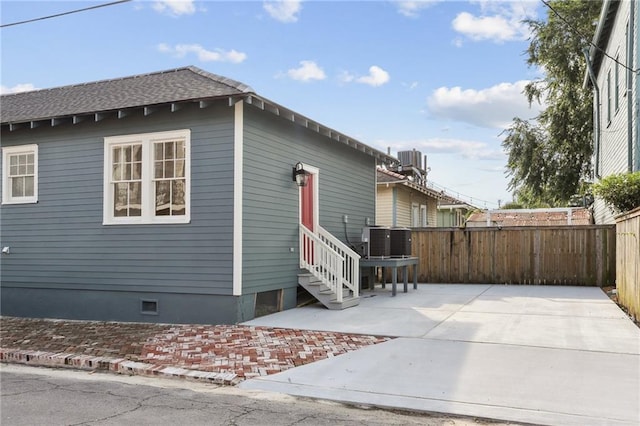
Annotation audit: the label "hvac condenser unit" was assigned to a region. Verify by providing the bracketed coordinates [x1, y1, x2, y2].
[390, 228, 412, 257]
[361, 226, 390, 258]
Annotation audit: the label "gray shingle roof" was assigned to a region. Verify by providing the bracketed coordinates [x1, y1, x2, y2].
[0, 66, 254, 124]
[1, 66, 398, 164]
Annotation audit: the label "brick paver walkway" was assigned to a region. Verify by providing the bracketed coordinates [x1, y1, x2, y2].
[0, 317, 391, 385]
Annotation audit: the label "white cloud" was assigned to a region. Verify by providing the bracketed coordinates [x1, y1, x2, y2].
[338, 71, 355, 84]
[152, 0, 196, 16]
[452, 37, 464, 48]
[157, 43, 247, 63]
[341, 66, 390, 87]
[285, 60, 326, 82]
[264, 0, 302, 23]
[1, 83, 37, 94]
[452, 1, 538, 43]
[384, 138, 504, 161]
[426, 80, 544, 129]
[352, 65, 389, 87]
[395, 1, 439, 18]
[453, 12, 517, 42]
[403, 81, 419, 91]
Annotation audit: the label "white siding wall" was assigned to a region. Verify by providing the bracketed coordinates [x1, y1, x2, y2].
[594, 1, 638, 224]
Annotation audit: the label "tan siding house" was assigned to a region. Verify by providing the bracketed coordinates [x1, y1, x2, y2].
[376, 185, 394, 226]
[376, 167, 440, 228]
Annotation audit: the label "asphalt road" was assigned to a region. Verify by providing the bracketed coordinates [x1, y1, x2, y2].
[0, 365, 520, 426]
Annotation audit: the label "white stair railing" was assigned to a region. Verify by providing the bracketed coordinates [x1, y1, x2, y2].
[300, 225, 360, 302]
[317, 227, 360, 298]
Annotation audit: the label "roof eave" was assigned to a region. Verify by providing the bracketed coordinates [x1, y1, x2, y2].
[584, 0, 619, 87]
[0, 94, 239, 131]
[1, 90, 399, 165]
[243, 94, 398, 164]
[376, 178, 443, 199]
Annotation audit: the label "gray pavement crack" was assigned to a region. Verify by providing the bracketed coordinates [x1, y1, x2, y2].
[66, 389, 163, 426]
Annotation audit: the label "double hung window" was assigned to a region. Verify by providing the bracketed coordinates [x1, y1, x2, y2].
[103, 129, 190, 225]
[2, 144, 38, 204]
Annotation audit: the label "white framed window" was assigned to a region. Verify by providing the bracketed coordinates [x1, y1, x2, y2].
[411, 203, 420, 227]
[2, 144, 38, 205]
[615, 53, 620, 112]
[607, 69, 612, 125]
[420, 204, 427, 227]
[103, 129, 190, 225]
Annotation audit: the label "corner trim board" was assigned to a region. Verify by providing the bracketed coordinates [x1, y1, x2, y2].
[233, 101, 243, 296]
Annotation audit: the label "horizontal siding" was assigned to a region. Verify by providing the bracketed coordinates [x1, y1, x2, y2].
[377, 184, 439, 228]
[376, 186, 393, 226]
[1, 101, 236, 296]
[427, 197, 438, 227]
[242, 104, 377, 295]
[594, 2, 638, 223]
[395, 187, 411, 227]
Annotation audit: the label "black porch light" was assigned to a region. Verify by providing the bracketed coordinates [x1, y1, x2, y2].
[292, 162, 310, 187]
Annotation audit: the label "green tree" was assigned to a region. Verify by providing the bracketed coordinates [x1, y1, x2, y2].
[502, 0, 602, 207]
[501, 202, 524, 209]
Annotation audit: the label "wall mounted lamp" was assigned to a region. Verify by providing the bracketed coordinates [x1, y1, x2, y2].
[292, 162, 310, 187]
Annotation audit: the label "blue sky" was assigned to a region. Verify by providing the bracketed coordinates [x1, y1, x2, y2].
[1, 0, 547, 208]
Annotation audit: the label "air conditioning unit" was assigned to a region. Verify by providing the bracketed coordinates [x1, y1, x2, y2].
[390, 228, 412, 257]
[361, 226, 390, 258]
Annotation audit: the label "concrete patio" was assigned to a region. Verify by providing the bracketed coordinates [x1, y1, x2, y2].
[241, 284, 640, 426]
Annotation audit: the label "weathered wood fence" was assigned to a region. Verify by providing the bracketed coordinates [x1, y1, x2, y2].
[616, 208, 640, 319]
[408, 226, 616, 286]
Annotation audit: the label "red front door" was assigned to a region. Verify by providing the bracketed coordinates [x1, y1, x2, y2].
[301, 174, 314, 231]
[301, 173, 315, 264]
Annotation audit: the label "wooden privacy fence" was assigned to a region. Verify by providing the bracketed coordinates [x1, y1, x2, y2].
[409, 226, 616, 286]
[616, 208, 640, 319]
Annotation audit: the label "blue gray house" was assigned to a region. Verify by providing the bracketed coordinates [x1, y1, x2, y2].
[1, 66, 395, 324]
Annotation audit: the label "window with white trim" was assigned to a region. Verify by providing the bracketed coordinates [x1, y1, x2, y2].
[411, 203, 420, 227]
[615, 53, 620, 112]
[607, 69, 612, 125]
[420, 204, 427, 227]
[2, 144, 38, 205]
[103, 129, 190, 225]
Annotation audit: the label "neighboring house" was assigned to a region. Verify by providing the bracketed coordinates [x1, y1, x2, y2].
[436, 194, 476, 227]
[465, 208, 593, 228]
[0, 66, 396, 324]
[585, 0, 640, 224]
[376, 166, 440, 228]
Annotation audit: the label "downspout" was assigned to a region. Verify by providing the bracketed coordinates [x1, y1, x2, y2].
[583, 48, 601, 178]
[628, 0, 635, 172]
[634, 0, 640, 171]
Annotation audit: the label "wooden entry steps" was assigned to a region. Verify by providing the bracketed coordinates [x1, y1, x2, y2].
[298, 272, 360, 310]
